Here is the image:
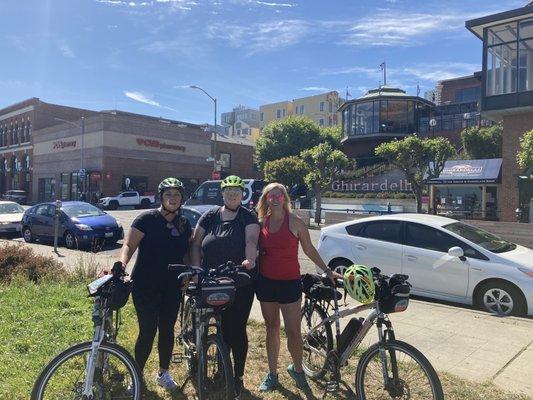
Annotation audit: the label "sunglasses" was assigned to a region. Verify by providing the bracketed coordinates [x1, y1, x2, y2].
[166, 222, 180, 237]
[266, 192, 285, 201]
[223, 188, 243, 195]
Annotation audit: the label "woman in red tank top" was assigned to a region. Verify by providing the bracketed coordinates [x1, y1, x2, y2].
[255, 183, 341, 392]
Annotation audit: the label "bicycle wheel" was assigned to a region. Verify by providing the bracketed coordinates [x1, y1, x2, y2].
[179, 298, 196, 375]
[31, 341, 142, 400]
[197, 334, 235, 400]
[301, 302, 333, 380]
[355, 339, 444, 400]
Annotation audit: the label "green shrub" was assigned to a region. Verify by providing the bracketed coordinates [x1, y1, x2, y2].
[363, 192, 377, 198]
[0, 243, 66, 283]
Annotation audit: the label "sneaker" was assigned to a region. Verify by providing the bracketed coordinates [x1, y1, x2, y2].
[259, 372, 279, 391]
[156, 370, 178, 391]
[287, 364, 310, 391]
[234, 376, 243, 399]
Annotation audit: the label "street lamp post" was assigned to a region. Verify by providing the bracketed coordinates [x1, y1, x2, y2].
[54, 117, 85, 200]
[189, 85, 218, 174]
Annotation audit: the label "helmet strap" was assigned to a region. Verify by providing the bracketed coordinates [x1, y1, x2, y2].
[159, 204, 179, 218]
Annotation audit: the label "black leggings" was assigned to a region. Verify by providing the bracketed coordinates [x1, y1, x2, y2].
[220, 284, 255, 378]
[132, 286, 181, 371]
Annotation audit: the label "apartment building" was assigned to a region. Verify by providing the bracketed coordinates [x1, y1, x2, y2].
[259, 91, 344, 130]
[220, 105, 260, 141]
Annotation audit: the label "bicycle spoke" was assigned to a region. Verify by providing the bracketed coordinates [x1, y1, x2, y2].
[202, 341, 228, 396]
[361, 346, 436, 399]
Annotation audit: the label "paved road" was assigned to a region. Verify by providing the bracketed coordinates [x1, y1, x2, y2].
[3, 209, 533, 397]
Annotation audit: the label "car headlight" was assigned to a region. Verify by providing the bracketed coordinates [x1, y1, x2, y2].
[75, 224, 93, 231]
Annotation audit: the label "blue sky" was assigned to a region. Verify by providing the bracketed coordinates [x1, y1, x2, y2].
[0, 0, 525, 125]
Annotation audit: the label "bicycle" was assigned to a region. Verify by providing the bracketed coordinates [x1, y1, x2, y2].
[169, 261, 252, 400]
[31, 263, 142, 400]
[301, 267, 444, 400]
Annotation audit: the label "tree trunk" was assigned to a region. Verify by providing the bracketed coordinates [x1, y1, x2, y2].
[413, 185, 423, 213]
[314, 184, 322, 224]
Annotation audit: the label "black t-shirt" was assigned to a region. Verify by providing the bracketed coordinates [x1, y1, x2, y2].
[198, 206, 259, 273]
[131, 209, 192, 289]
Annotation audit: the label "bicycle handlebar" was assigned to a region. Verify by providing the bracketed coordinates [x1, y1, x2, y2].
[168, 261, 251, 283]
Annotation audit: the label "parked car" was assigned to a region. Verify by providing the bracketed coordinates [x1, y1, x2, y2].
[185, 179, 266, 210]
[0, 201, 25, 235]
[22, 201, 124, 249]
[2, 190, 27, 204]
[181, 205, 202, 229]
[317, 214, 533, 317]
[97, 191, 155, 210]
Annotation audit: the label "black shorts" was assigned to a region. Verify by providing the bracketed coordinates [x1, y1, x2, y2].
[256, 274, 302, 304]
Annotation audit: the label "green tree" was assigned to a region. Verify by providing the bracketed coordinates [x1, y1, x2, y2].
[255, 116, 322, 169]
[461, 123, 502, 159]
[375, 136, 456, 213]
[320, 125, 343, 150]
[263, 156, 309, 189]
[300, 142, 350, 223]
[517, 129, 533, 170]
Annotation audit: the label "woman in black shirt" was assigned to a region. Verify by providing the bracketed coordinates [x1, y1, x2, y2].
[119, 178, 191, 391]
[190, 175, 260, 398]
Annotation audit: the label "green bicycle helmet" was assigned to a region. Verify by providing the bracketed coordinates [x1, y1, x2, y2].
[221, 175, 245, 190]
[158, 177, 184, 195]
[343, 265, 375, 304]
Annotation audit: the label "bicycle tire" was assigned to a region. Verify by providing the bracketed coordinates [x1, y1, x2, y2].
[301, 302, 333, 380]
[197, 334, 235, 400]
[31, 341, 142, 400]
[355, 339, 444, 400]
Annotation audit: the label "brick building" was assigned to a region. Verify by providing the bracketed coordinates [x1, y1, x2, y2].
[1, 98, 259, 204]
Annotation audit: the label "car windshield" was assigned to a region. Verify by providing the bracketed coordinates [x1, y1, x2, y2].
[443, 222, 516, 253]
[0, 203, 24, 214]
[62, 203, 106, 218]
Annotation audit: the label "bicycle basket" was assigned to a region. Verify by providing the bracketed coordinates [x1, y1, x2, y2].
[109, 279, 132, 311]
[378, 280, 410, 314]
[196, 279, 235, 310]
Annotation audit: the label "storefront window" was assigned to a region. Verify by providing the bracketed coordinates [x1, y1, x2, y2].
[71, 172, 79, 200]
[61, 173, 70, 200]
[435, 186, 483, 217]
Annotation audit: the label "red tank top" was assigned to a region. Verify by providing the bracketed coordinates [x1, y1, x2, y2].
[259, 212, 300, 280]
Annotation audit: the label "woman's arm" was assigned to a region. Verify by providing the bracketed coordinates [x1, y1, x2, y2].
[190, 225, 205, 266]
[242, 223, 260, 270]
[120, 227, 144, 273]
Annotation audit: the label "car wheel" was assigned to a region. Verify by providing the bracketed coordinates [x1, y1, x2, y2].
[329, 258, 352, 276]
[22, 226, 34, 243]
[476, 281, 527, 317]
[64, 231, 77, 250]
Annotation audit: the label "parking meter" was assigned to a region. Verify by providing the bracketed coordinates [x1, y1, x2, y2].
[54, 200, 62, 252]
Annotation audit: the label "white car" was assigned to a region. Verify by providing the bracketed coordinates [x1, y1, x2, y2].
[0, 201, 25, 235]
[318, 214, 533, 317]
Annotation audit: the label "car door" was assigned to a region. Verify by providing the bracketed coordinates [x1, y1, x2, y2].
[402, 222, 470, 299]
[351, 220, 404, 277]
[31, 205, 51, 237]
[39, 205, 57, 239]
[119, 192, 136, 206]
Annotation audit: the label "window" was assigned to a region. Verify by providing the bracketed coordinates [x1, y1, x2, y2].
[345, 223, 364, 236]
[299, 105, 304, 114]
[404, 222, 480, 258]
[121, 192, 137, 197]
[358, 221, 402, 244]
[276, 109, 281, 119]
[355, 102, 374, 135]
[282, 108, 286, 117]
[454, 87, 481, 103]
[35, 205, 49, 216]
[487, 42, 517, 95]
[219, 152, 231, 169]
[519, 38, 533, 91]
[260, 113, 263, 121]
[319, 119, 324, 126]
[236, 122, 241, 129]
[320, 102, 325, 112]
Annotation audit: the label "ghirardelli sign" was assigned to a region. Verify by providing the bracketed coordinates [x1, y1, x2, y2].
[441, 164, 483, 176]
[136, 137, 186, 152]
[52, 140, 76, 150]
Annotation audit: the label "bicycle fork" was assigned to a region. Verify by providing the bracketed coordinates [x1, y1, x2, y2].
[376, 319, 400, 394]
[82, 300, 106, 399]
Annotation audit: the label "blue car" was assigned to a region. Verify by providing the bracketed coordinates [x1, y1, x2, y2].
[21, 201, 124, 249]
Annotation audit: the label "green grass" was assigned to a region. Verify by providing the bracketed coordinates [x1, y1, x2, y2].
[1, 280, 531, 400]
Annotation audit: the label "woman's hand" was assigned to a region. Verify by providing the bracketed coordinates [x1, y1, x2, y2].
[241, 259, 255, 270]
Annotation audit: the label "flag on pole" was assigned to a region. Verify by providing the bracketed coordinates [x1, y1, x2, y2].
[379, 62, 385, 70]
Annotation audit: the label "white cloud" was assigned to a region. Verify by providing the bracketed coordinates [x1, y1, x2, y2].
[124, 91, 161, 107]
[59, 42, 75, 58]
[301, 86, 329, 91]
[207, 19, 310, 53]
[401, 62, 480, 81]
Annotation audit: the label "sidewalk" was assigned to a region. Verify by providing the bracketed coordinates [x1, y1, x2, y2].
[2, 238, 533, 397]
